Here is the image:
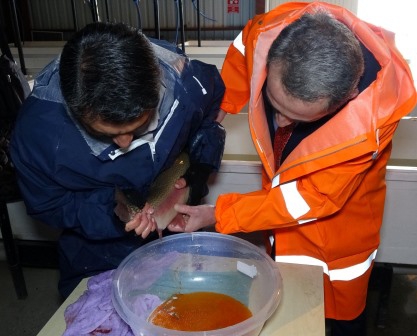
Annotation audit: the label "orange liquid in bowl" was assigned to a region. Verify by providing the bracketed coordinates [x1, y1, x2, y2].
[148, 291, 253, 331]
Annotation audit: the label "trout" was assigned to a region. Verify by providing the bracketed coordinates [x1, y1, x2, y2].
[117, 152, 190, 232]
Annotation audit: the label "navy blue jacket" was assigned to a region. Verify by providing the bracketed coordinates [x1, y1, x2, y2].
[10, 39, 225, 297]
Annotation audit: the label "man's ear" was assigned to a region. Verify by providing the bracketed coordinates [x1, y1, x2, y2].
[330, 87, 360, 114]
[349, 87, 360, 100]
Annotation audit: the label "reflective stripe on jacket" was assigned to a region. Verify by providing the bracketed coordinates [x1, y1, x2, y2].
[215, 2, 416, 320]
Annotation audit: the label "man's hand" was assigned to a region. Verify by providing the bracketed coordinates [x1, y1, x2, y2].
[168, 204, 216, 232]
[124, 202, 157, 239]
[174, 177, 187, 190]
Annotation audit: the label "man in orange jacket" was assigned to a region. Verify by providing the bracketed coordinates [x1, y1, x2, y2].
[168, 2, 416, 335]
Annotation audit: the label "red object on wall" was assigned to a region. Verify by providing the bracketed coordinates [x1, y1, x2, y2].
[227, 0, 239, 13]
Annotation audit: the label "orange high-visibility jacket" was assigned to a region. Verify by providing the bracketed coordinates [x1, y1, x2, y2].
[215, 2, 416, 320]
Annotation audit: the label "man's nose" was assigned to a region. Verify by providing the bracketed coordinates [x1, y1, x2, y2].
[113, 134, 134, 148]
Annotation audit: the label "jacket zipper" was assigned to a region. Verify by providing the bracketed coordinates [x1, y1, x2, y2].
[272, 135, 369, 180]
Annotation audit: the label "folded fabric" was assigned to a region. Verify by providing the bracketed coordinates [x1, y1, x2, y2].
[63, 270, 134, 336]
[62, 251, 251, 335]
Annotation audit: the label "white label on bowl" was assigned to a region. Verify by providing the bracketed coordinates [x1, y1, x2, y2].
[237, 261, 258, 278]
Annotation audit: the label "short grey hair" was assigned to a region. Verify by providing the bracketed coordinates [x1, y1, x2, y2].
[267, 11, 364, 112]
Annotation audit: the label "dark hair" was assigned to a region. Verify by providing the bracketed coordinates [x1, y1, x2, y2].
[267, 11, 364, 111]
[59, 22, 160, 124]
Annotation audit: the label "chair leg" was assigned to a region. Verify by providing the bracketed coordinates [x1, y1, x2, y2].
[0, 201, 28, 299]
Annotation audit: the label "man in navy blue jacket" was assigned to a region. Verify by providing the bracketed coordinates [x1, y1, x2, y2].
[10, 22, 225, 298]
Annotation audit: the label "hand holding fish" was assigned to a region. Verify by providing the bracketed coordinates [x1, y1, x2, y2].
[114, 152, 213, 237]
[114, 153, 191, 238]
[168, 204, 216, 232]
[124, 202, 158, 238]
[113, 189, 156, 238]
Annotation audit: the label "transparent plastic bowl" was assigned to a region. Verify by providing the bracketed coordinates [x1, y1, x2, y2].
[112, 232, 282, 336]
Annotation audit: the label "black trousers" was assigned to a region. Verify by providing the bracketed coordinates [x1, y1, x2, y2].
[326, 309, 367, 336]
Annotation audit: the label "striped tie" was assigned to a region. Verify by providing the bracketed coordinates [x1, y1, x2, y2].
[273, 123, 295, 169]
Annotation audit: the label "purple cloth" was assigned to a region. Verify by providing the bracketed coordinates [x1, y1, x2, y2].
[63, 252, 180, 335]
[63, 270, 133, 336]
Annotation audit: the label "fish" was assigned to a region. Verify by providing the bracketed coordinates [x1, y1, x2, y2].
[121, 152, 190, 232]
[145, 152, 190, 230]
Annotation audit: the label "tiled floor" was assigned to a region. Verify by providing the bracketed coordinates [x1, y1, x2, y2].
[365, 267, 417, 336]
[1, 260, 416, 336]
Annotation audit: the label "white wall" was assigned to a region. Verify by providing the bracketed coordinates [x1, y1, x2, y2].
[390, 118, 417, 160]
[220, 107, 417, 161]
